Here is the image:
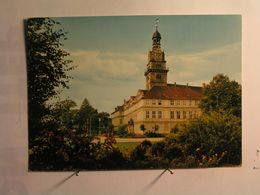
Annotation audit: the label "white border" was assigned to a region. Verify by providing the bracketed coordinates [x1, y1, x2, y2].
[1, 0, 260, 194]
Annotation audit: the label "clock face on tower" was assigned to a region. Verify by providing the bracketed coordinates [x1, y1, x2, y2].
[154, 52, 161, 61]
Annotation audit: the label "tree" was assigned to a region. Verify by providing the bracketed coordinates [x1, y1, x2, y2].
[170, 125, 179, 134]
[115, 125, 128, 138]
[96, 112, 112, 134]
[153, 124, 159, 132]
[52, 99, 78, 131]
[200, 74, 241, 117]
[77, 98, 98, 134]
[25, 18, 75, 139]
[140, 124, 146, 134]
[180, 110, 241, 165]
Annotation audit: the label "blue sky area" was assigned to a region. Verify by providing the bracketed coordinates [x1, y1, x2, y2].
[53, 15, 241, 113]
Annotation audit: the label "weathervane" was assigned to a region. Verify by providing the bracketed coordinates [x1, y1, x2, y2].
[155, 18, 159, 31]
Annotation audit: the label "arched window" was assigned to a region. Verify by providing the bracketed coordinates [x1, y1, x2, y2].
[156, 74, 162, 80]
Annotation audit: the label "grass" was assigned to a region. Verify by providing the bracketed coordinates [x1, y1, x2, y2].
[115, 142, 139, 154]
[115, 137, 165, 155]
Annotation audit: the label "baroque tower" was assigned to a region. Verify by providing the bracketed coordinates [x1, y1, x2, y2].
[145, 19, 169, 90]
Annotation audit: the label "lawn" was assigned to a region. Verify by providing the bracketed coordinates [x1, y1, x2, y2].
[115, 142, 139, 154]
[114, 137, 165, 155]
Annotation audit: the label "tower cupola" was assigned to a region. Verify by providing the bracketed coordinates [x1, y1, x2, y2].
[145, 19, 169, 90]
[152, 19, 161, 48]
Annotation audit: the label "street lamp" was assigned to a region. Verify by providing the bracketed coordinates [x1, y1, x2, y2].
[89, 116, 92, 136]
[98, 118, 101, 135]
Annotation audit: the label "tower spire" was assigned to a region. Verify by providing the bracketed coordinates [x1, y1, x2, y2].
[152, 18, 161, 48]
[145, 19, 168, 90]
[155, 18, 159, 31]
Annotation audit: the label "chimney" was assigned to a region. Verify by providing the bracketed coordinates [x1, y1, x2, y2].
[186, 83, 189, 88]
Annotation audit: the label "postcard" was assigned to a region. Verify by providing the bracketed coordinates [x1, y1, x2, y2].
[25, 15, 241, 171]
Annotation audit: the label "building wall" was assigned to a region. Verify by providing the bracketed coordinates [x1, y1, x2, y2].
[111, 110, 124, 129]
[112, 98, 201, 134]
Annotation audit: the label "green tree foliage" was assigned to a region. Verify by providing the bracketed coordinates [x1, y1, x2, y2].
[115, 125, 132, 138]
[180, 110, 241, 165]
[29, 97, 116, 171]
[52, 99, 78, 131]
[200, 74, 241, 117]
[170, 125, 180, 134]
[29, 131, 126, 171]
[77, 98, 98, 133]
[25, 18, 75, 139]
[140, 124, 146, 133]
[97, 112, 112, 134]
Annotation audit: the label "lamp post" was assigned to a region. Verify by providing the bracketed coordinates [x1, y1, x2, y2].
[98, 118, 101, 135]
[89, 116, 92, 136]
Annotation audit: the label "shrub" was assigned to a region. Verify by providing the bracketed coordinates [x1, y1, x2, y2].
[115, 125, 133, 138]
[144, 131, 165, 138]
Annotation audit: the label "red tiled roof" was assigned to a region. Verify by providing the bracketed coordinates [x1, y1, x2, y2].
[143, 84, 202, 100]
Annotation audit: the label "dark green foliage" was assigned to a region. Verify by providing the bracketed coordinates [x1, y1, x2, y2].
[200, 74, 241, 117]
[131, 140, 152, 161]
[29, 98, 115, 171]
[186, 111, 241, 164]
[93, 137, 126, 170]
[97, 112, 113, 134]
[143, 124, 164, 137]
[144, 131, 164, 138]
[52, 99, 78, 131]
[30, 132, 126, 170]
[152, 124, 159, 131]
[25, 18, 75, 140]
[77, 98, 98, 133]
[140, 124, 146, 133]
[130, 140, 162, 168]
[115, 125, 135, 138]
[170, 125, 179, 134]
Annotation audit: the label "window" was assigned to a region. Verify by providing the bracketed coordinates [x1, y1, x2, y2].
[156, 64, 161, 68]
[156, 74, 162, 80]
[146, 100, 149, 105]
[152, 100, 156, 105]
[158, 111, 162, 119]
[119, 118, 123, 124]
[183, 111, 186, 119]
[158, 100, 162, 105]
[170, 100, 174, 105]
[170, 111, 174, 119]
[189, 111, 193, 119]
[177, 111, 181, 119]
[146, 111, 149, 119]
[183, 100, 186, 105]
[176, 100, 180, 105]
[152, 111, 156, 119]
[194, 111, 198, 118]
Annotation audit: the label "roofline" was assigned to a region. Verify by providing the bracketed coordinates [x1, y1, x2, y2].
[167, 83, 202, 88]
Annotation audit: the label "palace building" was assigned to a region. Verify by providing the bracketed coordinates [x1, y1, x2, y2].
[111, 22, 202, 134]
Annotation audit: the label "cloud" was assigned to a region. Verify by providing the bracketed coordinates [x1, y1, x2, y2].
[60, 50, 147, 112]
[59, 43, 241, 113]
[167, 42, 241, 85]
[69, 50, 146, 83]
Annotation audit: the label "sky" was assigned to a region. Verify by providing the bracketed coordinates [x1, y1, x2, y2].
[53, 15, 241, 113]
